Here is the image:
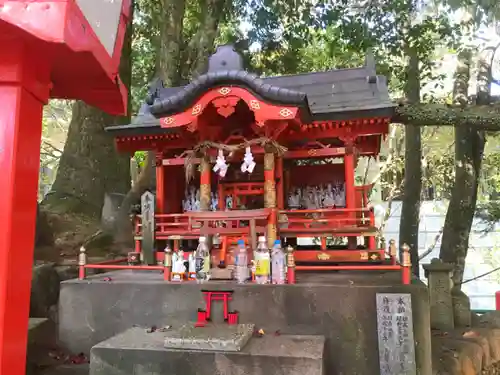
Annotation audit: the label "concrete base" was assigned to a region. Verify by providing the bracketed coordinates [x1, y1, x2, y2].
[163, 323, 254, 351]
[90, 327, 325, 375]
[59, 270, 432, 375]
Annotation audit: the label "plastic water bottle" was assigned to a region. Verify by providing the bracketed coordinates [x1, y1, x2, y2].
[271, 240, 286, 284]
[254, 236, 270, 284]
[195, 236, 210, 282]
[234, 239, 248, 284]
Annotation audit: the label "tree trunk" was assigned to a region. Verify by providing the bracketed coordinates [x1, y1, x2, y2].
[187, 0, 230, 77]
[43, 2, 134, 218]
[113, 0, 231, 245]
[399, 40, 422, 276]
[440, 48, 488, 287]
[394, 103, 500, 130]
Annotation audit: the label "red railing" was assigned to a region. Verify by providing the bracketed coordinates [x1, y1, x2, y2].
[278, 207, 375, 234]
[135, 209, 270, 240]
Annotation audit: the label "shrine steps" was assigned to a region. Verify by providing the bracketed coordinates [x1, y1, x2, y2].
[89, 327, 325, 375]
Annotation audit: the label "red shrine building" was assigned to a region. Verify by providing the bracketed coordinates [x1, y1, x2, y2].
[105, 45, 406, 276]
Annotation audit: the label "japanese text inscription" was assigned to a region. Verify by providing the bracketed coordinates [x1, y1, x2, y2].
[141, 191, 155, 265]
[376, 293, 416, 375]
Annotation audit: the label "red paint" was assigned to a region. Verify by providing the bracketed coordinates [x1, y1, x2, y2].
[84, 265, 164, 270]
[0, 38, 49, 375]
[287, 267, 296, 284]
[201, 291, 233, 322]
[276, 157, 284, 209]
[293, 250, 385, 263]
[227, 311, 239, 325]
[79, 265, 85, 280]
[295, 265, 401, 271]
[159, 87, 300, 128]
[195, 309, 208, 327]
[0, 4, 129, 371]
[0, 0, 130, 114]
[200, 169, 211, 185]
[156, 156, 165, 213]
[402, 265, 411, 285]
[163, 266, 171, 281]
[496, 292, 500, 310]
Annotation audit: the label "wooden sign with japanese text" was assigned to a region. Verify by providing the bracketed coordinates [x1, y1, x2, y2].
[141, 191, 155, 265]
[376, 293, 416, 375]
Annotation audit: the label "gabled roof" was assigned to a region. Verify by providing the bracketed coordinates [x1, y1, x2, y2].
[106, 44, 394, 135]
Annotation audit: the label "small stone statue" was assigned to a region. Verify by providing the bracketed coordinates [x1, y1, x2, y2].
[323, 186, 335, 208]
[288, 191, 300, 209]
[334, 183, 346, 207]
[226, 194, 233, 210]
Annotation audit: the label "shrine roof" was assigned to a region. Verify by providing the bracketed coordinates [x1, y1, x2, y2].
[106, 45, 394, 135]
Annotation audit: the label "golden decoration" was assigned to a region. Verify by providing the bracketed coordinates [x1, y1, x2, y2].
[162, 117, 175, 126]
[191, 104, 202, 115]
[250, 100, 260, 110]
[402, 243, 411, 267]
[286, 246, 296, 268]
[279, 108, 293, 117]
[218, 87, 231, 96]
[360, 251, 368, 260]
[317, 252, 330, 261]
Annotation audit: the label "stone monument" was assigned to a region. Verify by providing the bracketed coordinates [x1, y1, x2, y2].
[423, 258, 455, 331]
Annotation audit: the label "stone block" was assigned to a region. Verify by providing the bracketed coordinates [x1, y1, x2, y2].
[163, 323, 254, 351]
[31, 264, 61, 319]
[423, 259, 454, 331]
[452, 287, 471, 328]
[40, 364, 90, 375]
[90, 327, 325, 375]
[59, 271, 433, 375]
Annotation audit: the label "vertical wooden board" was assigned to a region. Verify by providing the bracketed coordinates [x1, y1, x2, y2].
[376, 293, 416, 375]
[141, 191, 155, 265]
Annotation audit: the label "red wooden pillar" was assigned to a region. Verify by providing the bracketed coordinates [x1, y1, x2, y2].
[276, 156, 284, 209]
[200, 156, 211, 211]
[0, 39, 50, 375]
[344, 141, 357, 249]
[264, 151, 277, 248]
[155, 153, 165, 213]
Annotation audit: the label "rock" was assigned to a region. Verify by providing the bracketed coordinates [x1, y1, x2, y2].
[433, 335, 483, 375]
[35, 204, 54, 248]
[101, 193, 125, 231]
[30, 264, 61, 319]
[480, 312, 500, 329]
[452, 287, 472, 328]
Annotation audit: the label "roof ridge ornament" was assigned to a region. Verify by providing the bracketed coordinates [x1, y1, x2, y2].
[207, 44, 244, 73]
[365, 48, 378, 85]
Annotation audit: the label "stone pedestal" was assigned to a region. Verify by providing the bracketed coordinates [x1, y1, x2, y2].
[163, 323, 254, 352]
[423, 258, 454, 331]
[90, 327, 325, 375]
[451, 286, 471, 328]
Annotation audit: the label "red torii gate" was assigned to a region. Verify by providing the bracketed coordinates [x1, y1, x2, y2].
[0, 1, 130, 374]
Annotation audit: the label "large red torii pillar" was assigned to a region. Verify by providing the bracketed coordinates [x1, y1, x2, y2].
[0, 1, 130, 374]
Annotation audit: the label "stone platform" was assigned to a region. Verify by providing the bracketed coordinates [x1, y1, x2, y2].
[90, 327, 325, 375]
[163, 323, 254, 351]
[59, 270, 432, 375]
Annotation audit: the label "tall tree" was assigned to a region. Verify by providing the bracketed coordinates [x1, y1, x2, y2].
[439, 46, 489, 286]
[43, 3, 135, 218]
[398, 1, 422, 276]
[113, 0, 233, 244]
